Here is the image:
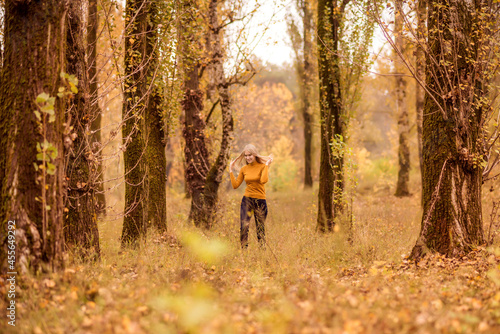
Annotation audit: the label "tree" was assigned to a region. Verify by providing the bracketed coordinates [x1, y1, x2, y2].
[143, 1, 167, 233]
[179, 0, 210, 225]
[0, 0, 69, 272]
[88, 0, 107, 215]
[121, 0, 166, 246]
[410, 1, 498, 258]
[65, 0, 101, 259]
[289, 0, 315, 188]
[0, 1, 4, 67]
[315, 0, 375, 232]
[180, 0, 255, 229]
[415, 0, 426, 174]
[316, 0, 348, 232]
[394, 0, 411, 197]
[200, 0, 235, 228]
[371, 0, 500, 257]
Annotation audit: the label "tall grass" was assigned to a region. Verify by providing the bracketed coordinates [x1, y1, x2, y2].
[3, 188, 499, 333]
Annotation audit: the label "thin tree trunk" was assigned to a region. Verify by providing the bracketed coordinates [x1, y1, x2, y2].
[394, 0, 411, 197]
[415, 0, 426, 176]
[65, 0, 101, 259]
[183, 69, 209, 224]
[201, 0, 234, 229]
[302, 0, 314, 188]
[0, 0, 68, 272]
[180, 0, 210, 225]
[165, 135, 174, 185]
[121, 0, 147, 246]
[411, 0, 485, 259]
[317, 0, 346, 232]
[88, 0, 106, 215]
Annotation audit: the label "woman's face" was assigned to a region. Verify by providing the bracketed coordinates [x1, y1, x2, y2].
[244, 151, 255, 164]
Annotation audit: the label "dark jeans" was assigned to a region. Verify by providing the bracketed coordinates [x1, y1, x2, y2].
[240, 196, 267, 248]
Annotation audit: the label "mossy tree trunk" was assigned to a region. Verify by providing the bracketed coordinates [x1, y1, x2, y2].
[143, 0, 167, 232]
[411, 0, 488, 259]
[122, 0, 146, 246]
[88, 0, 106, 215]
[65, 0, 101, 259]
[394, 0, 411, 197]
[317, 0, 348, 232]
[0, 0, 68, 272]
[122, 0, 166, 245]
[145, 86, 167, 232]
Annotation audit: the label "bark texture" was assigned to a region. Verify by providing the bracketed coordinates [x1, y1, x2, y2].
[88, 0, 106, 215]
[180, 0, 234, 229]
[394, 1, 411, 197]
[415, 0, 426, 175]
[143, 0, 167, 232]
[298, 0, 314, 188]
[317, 0, 347, 232]
[146, 87, 167, 232]
[200, 0, 234, 228]
[0, 0, 69, 272]
[122, 0, 166, 245]
[65, 0, 101, 259]
[411, 0, 487, 259]
[180, 0, 210, 225]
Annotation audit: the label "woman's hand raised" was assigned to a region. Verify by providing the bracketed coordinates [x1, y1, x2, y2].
[266, 155, 273, 166]
[229, 158, 236, 172]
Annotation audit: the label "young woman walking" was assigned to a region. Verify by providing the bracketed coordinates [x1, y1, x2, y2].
[229, 144, 273, 248]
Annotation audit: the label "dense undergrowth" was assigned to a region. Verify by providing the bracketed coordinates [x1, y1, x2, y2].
[1, 189, 500, 333]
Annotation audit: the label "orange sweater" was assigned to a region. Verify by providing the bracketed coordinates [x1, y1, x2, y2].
[230, 162, 269, 199]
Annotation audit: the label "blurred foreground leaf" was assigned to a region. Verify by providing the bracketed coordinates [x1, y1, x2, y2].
[181, 231, 229, 265]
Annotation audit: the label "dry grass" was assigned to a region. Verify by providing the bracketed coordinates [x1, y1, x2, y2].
[2, 189, 500, 334]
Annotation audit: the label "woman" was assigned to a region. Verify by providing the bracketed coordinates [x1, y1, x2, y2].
[229, 144, 273, 248]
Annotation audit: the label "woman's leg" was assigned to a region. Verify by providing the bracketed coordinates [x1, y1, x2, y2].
[254, 199, 268, 247]
[240, 196, 253, 248]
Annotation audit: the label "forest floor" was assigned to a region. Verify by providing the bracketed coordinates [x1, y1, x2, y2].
[2, 189, 500, 334]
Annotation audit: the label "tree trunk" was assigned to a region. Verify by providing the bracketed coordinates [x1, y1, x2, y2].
[182, 69, 209, 224]
[302, 0, 314, 188]
[143, 0, 167, 232]
[180, 0, 210, 225]
[88, 0, 106, 215]
[317, 0, 346, 232]
[200, 0, 234, 229]
[146, 87, 167, 232]
[122, 0, 148, 246]
[65, 0, 101, 259]
[411, 0, 486, 259]
[122, 0, 166, 244]
[0, 0, 68, 273]
[0, 2, 3, 68]
[394, 0, 411, 197]
[415, 0, 426, 177]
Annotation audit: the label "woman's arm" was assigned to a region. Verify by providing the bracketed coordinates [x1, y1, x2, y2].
[230, 167, 245, 189]
[260, 165, 269, 184]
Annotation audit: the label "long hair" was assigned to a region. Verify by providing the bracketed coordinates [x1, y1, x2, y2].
[232, 144, 272, 168]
